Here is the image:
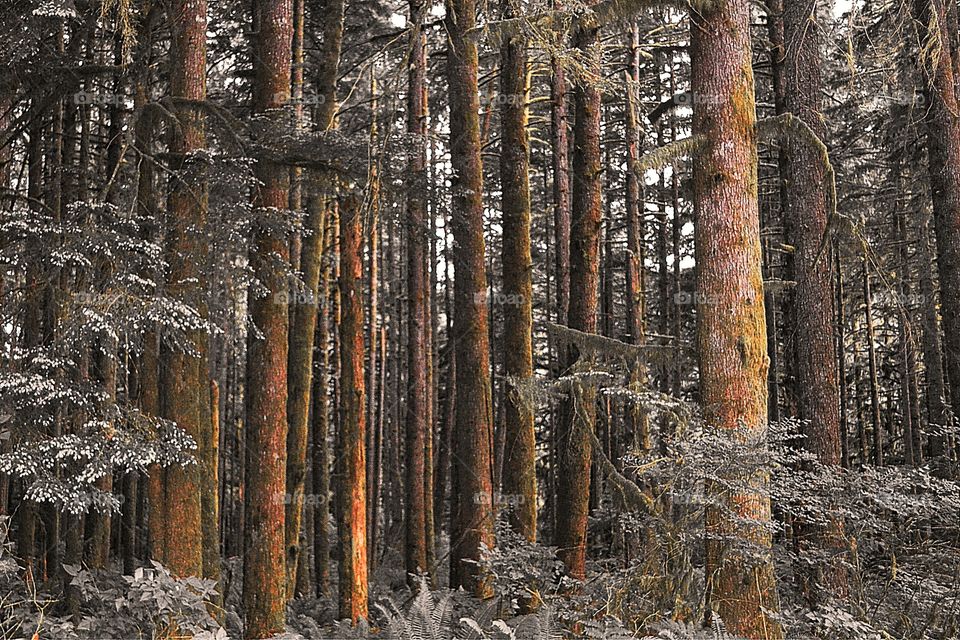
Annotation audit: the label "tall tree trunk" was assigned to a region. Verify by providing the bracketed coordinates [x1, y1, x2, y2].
[549, 38, 571, 540]
[285, 0, 343, 598]
[366, 71, 382, 575]
[550, 26, 570, 329]
[445, 0, 495, 596]
[499, 0, 537, 544]
[690, 1, 784, 636]
[405, 0, 430, 583]
[556, 9, 602, 583]
[765, 0, 786, 423]
[244, 0, 294, 634]
[425, 107, 439, 579]
[337, 192, 369, 622]
[160, 0, 209, 580]
[781, 0, 848, 600]
[625, 23, 650, 451]
[913, 0, 960, 432]
[132, 8, 161, 580]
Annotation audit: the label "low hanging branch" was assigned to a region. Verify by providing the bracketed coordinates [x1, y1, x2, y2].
[582, 414, 658, 513]
[630, 114, 838, 270]
[557, 365, 658, 514]
[631, 134, 706, 175]
[167, 97, 248, 153]
[763, 279, 796, 296]
[756, 113, 839, 266]
[546, 321, 690, 367]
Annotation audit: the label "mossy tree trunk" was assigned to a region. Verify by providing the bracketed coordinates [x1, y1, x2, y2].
[499, 0, 537, 545]
[624, 22, 650, 452]
[556, 9, 602, 583]
[913, 0, 960, 451]
[160, 0, 209, 581]
[313, 209, 335, 597]
[780, 0, 848, 600]
[690, 1, 784, 636]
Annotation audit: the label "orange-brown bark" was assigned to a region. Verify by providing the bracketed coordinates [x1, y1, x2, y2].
[691, 1, 783, 636]
[160, 0, 209, 580]
[244, 0, 294, 635]
[556, 10, 602, 583]
[338, 192, 369, 622]
[499, 5, 537, 543]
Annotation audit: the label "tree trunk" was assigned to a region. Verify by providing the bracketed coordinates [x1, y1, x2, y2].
[89, 339, 117, 569]
[835, 249, 851, 469]
[445, 0, 496, 596]
[203, 380, 221, 588]
[625, 23, 650, 451]
[405, 0, 430, 583]
[499, 0, 537, 544]
[913, 0, 960, 446]
[244, 0, 294, 634]
[313, 210, 335, 596]
[916, 204, 950, 462]
[781, 0, 847, 600]
[337, 191, 369, 623]
[556, 9, 602, 582]
[366, 71, 382, 575]
[862, 256, 884, 466]
[690, 1, 784, 635]
[550, 31, 570, 329]
[285, 0, 343, 598]
[159, 0, 209, 580]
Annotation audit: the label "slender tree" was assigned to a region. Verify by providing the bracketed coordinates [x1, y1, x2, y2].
[285, 0, 344, 596]
[337, 191, 369, 622]
[499, 0, 537, 543]
[405, 0, 431, 584]
[556, 6, 602, 582]
[625, 23, 649, 450]
[313, 207, 335, 597]
[445, 0, 496, 595]
[862, 255, 884, 466]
